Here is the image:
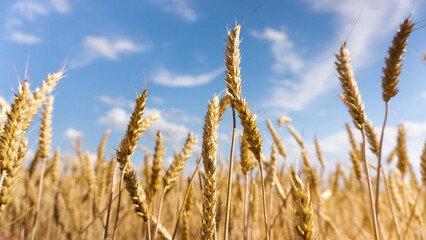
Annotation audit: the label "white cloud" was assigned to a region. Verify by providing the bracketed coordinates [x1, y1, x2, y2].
[13, 0, 48, 20]
[147, 118, 192, 146]
[97, 95, 135, 109]
[251, 27, 303, 74]
[154, 0, 197, 22]
[421, 91, 426, 99]
[50, 0, 71, 14]
[64, 128, 83, 141]
[155, 68, 222, 87]
[97, 108, 130, 130]
[84, 36, 146, 60]
[9, 31, 41, 44]
[12, 0, 71, 19]
[256, 0, 412, 112]
[6, 0, 71, 44]
[5, 18, 24, 29]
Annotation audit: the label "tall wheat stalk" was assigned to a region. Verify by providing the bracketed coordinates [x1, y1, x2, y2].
[224, 22, 269, 240]
[335, 42, 379, 239]
[375, 16, 414, 219]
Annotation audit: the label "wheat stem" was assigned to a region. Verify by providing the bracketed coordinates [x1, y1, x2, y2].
[104, 163, 119, 240]
[30, 157, 47, 240]
[224, 109, 236, 240]
[375, 101, 388, 220]
[153, 186, 168, 240]
[361, 128, 379, 240]
[112, 169, 125, 240]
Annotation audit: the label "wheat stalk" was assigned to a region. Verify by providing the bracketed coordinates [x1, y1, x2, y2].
[224, 23, 268, 238]
[336, 42, 379, 239]
[376, 16, 414, 219]
[115, 88, 151, 239]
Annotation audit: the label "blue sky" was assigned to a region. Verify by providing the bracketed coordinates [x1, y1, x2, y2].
[0, 0, 425, 172]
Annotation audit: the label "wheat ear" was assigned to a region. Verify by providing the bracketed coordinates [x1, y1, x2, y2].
[240, 133, 256, 175]
[381, 16, 414, 102]
[0, 96, 10, 132]
[396, 124, 408, 176]
[421, 141, 426, 186]
[365, 121, 379, 157]
[266, 118, 288, 163]
[115, 89, 151, 238]
[96, 129, 111, 173]
[290, 168, 315, 240]
[148, 131, 165, 203]
[314, 135, 325, 169]
[287, 124, 304, 149]
[201, 95, 220, 240]
[0, 81, 32, 213]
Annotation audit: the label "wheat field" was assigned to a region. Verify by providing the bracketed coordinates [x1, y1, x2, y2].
[0, 16, 425, 240]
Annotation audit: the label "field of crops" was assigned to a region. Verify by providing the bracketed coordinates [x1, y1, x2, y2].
[0, 15, 425, 240]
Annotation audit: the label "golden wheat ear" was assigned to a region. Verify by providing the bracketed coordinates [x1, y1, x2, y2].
[147, 131, 165, 204]
[115, 89, 150, 222]
[200, 95, 220, 239]
[290, 168, 316, 240]
[381, 16, 414, 102]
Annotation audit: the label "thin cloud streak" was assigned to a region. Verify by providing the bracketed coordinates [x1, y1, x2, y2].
[154, 68, 223, 87]
[255, 0, 412, 112]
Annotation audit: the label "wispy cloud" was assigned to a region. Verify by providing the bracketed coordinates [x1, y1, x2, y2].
[84, 36, 146, 60]
[153, 0, 197, 22]
[12, 0, 71, 20]
[5, 0, 72, 44]
[97, 108, 130, 130]
[254, 0, 412, 112]
[96, 95, 135, 109]
[64, 127, 83, 141]
[251, 27, 303, 74]
[9, 31, 41, 44]
[155, 68, 222, 87]
[13, 0, 49, 20]
[50, 0, 71, 14]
